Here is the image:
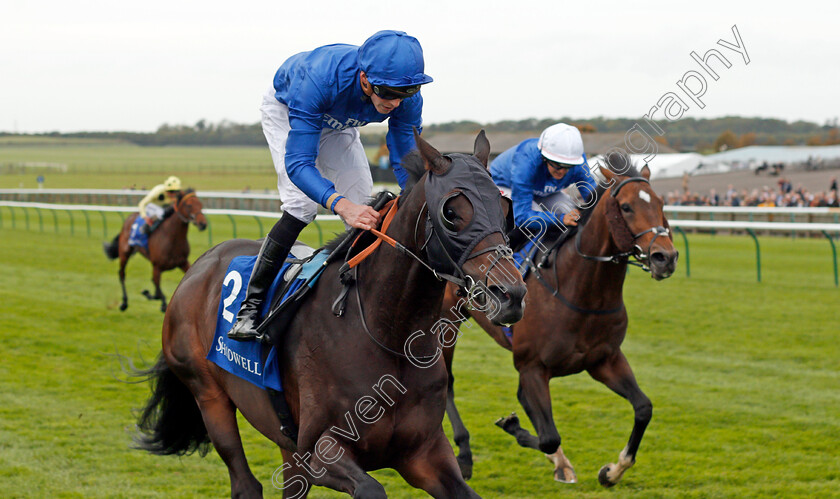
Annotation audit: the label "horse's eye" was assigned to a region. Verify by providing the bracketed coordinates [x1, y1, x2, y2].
[621, 203, 633, 213]
[442, 208, 458, 231]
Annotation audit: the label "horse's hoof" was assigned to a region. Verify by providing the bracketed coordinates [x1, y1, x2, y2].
[141, 290, 152, 299]
[545, 451, 577, 483]
[160, 304, 167, 313]
[553, 467, 577, 484]
[494, 412, 519, 431]
[119, 303, 127, 312]
[457, 458, 473, 481]
[598, 465, 617, 488]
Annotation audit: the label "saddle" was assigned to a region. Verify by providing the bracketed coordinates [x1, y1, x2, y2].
[254, 190, 398, 343]
[508, 223, 580, 278]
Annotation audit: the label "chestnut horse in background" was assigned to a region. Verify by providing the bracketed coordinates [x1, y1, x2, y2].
[134, 132, 526, 498]
[103, 189, 207, 312]
[441, 153, 678, 487]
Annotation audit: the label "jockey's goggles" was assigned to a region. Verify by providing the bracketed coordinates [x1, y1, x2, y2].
[545, 158, 575, 170]
[372, 84, 421, 100]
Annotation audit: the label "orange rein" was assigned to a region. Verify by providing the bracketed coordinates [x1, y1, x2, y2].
[175, 191, 196, 210]
[345, 197, 401, 269]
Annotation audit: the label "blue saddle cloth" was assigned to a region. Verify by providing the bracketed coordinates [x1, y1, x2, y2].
[206, 247, 330, 391]
[128, 217, 149, 250]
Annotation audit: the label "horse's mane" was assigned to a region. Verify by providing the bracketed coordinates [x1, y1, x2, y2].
[535, 152, 640, 264]
[321, 150, 426, 254]
[177, 188, 195, 201]
[577, 152, 640, 227]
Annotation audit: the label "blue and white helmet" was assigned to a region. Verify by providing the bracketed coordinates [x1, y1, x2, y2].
[358, 30, 434, 88]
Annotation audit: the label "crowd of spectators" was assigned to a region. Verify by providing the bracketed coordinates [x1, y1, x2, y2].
[664, 176, 839, 207]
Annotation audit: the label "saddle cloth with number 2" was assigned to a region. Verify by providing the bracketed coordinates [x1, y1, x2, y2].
[206, 242, 329, 390]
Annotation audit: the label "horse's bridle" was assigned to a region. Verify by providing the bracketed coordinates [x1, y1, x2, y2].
[352, 195, 514, 361]
[174, 192, 199, 224]
[416, 199, 514, 307]
[574, 176, 670, 273]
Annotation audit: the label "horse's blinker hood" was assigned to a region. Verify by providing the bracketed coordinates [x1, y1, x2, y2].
[425, 153, 508, 275]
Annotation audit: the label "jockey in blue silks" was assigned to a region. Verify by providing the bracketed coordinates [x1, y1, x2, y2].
[229, 30, 434, 341]
[490, 123, 597, 244]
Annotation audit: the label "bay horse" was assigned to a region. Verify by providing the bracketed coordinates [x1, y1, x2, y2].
[103, 189, 207, 312]
[134, 131, 527, 498]
[440, 153, 678, 487]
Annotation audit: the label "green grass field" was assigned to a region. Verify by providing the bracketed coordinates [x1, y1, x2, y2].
[0, 141, 381, 191]
[1, 208, 838, 498]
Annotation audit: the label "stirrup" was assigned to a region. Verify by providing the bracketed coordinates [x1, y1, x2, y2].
[227, 315, 261, 341]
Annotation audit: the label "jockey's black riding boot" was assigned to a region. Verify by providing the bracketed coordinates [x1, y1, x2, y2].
[141, 219, 162, 235]
[228, 212, 307, 341]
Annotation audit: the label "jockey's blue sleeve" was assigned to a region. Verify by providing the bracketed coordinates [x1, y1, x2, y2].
[385, 95, 423, 189]
[282, 71, 339, 209]
[510, 151, 563, 231]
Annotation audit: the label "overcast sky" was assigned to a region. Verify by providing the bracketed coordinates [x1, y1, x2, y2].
[1, 0, 837, 133]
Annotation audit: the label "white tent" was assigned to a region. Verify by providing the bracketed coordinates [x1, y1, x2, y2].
[588, 153, 729, 180]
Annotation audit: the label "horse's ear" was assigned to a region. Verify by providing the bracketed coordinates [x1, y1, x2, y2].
[473, 129, 490, 168]
[599, 165, 615, 183]
[414, 128, 450, 175]
[641, 163, 651, 180]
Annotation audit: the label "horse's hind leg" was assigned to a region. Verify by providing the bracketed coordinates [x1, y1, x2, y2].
[197, 394, 263, 498]
[118, 252, 131, 311]
[587, 350, 652, 488]
[443, 345, 473, 480]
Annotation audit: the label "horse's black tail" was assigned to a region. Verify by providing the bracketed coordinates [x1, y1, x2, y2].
[103, 235, 119, 260]
[133, 354, 211, 456]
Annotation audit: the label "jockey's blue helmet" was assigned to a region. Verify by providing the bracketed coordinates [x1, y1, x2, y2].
[358, 30, 434, 91]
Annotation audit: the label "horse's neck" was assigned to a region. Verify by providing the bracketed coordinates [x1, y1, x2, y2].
[165, 213, 188, 233]
[360, 192, 446, 339]
[555, 202, 627, 301]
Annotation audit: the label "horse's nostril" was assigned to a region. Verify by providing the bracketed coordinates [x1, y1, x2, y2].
[651, 252, 667, 264]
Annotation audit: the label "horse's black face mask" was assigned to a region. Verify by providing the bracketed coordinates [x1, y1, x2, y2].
[424, 153, 509, 275]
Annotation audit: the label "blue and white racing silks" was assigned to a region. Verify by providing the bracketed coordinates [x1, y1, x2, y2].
[273, 44, 423, 208]
[489, 138, 597, 231]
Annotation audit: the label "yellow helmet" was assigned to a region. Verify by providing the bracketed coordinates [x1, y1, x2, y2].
[163, 176, 182, 191]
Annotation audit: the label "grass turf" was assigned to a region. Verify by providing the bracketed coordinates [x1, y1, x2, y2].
[0, 220, 837, 497]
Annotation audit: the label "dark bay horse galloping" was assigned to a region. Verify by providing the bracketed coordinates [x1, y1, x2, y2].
[441, 153, 678, 487]
[103, 189, 207, 312]
[135, 132, 527, 498]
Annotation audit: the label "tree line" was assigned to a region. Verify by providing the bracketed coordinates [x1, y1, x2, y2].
[2, 116, 838, 152]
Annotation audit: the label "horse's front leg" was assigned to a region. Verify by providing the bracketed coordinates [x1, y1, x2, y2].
[496, 364, 576, 482]
[497, 365, 561, 454]
[443, 342, 473, 480]
[143, 266, 168, 312]
[280, 437, 385, 499]
[397, 431, 481, 499]
[587, 350, 652, 488]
